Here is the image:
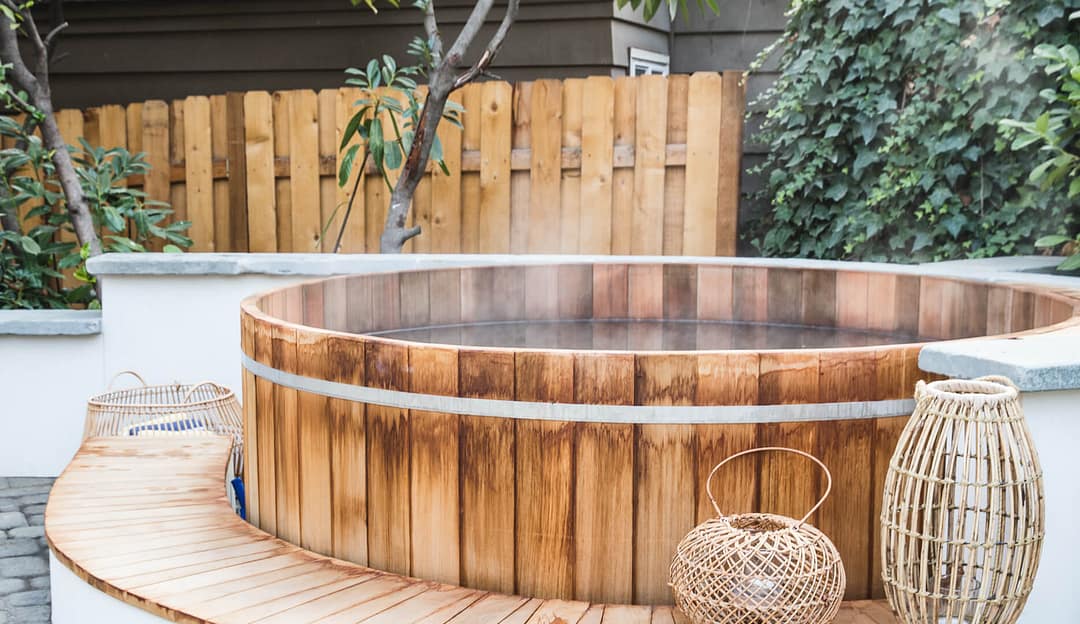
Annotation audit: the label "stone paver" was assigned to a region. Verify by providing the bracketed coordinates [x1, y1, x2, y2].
[0, 478, 53, 624]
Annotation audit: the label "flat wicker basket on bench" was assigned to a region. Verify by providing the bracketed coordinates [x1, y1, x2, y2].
[84, 371, 244, 475]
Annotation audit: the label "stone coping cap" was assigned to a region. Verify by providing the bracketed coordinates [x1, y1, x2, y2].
[920, 334, 1080, 393]
[0, 310, 101, 335]
[85, 252, 1065, 278]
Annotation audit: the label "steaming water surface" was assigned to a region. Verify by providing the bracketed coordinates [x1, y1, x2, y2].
[366, 320, 921, 350]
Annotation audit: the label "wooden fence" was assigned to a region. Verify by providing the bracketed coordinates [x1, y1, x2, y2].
[52, 72, 745, 255]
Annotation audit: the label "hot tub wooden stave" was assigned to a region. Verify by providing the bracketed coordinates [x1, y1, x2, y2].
[239, 262, 1080, 606]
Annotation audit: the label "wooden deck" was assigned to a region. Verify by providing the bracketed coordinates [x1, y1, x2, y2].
[46, 436, 898, 623]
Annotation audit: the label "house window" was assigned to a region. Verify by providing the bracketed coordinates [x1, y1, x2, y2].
[628, 48, 670, 76]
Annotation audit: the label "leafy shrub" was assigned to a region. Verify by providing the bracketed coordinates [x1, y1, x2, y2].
[1001, 23, 1080, 269]
[0, 115, 191, 309]
[747, 0, 1080, 263]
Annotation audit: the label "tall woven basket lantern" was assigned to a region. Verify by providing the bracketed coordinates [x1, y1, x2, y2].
[670, 447, 846, 624]
[84, 371, 244, 475]
[881, 376, 1044, 624]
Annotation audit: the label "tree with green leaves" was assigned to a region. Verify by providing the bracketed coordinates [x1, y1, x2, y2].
[0, 0, 101, 257]
[336, 0, 721, 253]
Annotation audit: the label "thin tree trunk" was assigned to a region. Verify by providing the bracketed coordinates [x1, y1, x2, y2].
[0, 4, 100, 256]
[380, 88, 451, 253]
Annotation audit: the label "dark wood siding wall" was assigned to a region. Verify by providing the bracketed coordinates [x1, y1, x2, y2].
[48, 0, 619, 109]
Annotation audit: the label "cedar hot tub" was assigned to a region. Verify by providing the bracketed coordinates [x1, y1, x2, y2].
[239, 260, 1080, 606]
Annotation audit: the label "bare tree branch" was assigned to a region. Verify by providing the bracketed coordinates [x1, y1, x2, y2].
[454, 0, 519, 89]
[43, 21, 68, 54]
[441, 0, 493, 70]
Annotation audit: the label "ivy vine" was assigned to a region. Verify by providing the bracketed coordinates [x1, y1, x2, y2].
[747, 0, 1080, 262]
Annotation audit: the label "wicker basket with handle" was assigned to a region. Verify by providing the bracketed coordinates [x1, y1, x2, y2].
[670, 447, 846, 624]
[84, 371, 244, 475]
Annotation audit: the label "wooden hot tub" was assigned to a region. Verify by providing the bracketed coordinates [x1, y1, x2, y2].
[238, 261, 1080, 606]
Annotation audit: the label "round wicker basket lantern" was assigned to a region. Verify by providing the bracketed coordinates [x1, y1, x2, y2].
[670, 447, 846, 624]
[881, 376, 1044, 624]
[84, 371, 244, 475]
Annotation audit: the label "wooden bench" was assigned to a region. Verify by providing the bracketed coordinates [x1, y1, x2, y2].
[46, 437, 898, 624]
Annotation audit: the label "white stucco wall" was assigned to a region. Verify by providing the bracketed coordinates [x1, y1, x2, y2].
[1014, 390, 1080, 623]
[50, 553, 165, 624]
[0, 332, 103, 476]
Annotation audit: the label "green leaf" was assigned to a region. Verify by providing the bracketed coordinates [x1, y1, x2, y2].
[339, 111, 364, 151]
[939, 6, 960, 25]
[1035, 234, 1072, 248]
[19, 236, 40, 255]
[163, 244, 183, 253]
[338, 144, 361, 187]
[1059, 253, 1080, 271]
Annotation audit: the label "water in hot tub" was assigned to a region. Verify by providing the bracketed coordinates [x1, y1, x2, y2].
[366, 319, 920, 350]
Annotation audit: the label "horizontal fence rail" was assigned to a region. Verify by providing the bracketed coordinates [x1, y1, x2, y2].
[46, 72, 744, 255]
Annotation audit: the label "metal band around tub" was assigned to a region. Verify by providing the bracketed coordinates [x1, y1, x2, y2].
[242, 353, 915, 425]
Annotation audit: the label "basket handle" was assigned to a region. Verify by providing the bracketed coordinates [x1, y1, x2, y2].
[182, 381, 225, 403]
[706, 446, 832, 529]
[107, 370, 147, 390]
[975, 375, 1018, 391]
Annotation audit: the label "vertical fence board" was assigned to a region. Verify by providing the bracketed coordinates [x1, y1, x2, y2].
[141, 100, 171, 210]
[272, 91, 293, 250]
[317, 89, 339, 252]
[225, 92, 250, 252]
[125, 103, 142, 153]
[559, 78, 583, 253]
[682, 73, 723, 256]
[244, 92, 276, 252]
[209, 95, 232, 251]
[611, 77, 636, 255]
[183, 96, 214, 251]
[631, 76, 667, 255]
[458, 83, 483, 252]
[169, 100, 187, 228]
[527, 80, 562, 253]
[430, 91, 463, 253]
[335, 87, 365, 253]
[510, 81, 532, 254]
[56, 110, 84, 253]
[716, 71, 744, 256]
[289, 90, 320, 252]
[478, 81, 512, 253]
[662, 75, 688, 256]
[579, 76, 614, 255]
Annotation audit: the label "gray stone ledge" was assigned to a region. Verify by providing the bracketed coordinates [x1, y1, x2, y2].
[82, 252, 1076, 285]
[87, 252, 950, 277]
[920, 335, 1080, 393]
[0, 311, 101, 336]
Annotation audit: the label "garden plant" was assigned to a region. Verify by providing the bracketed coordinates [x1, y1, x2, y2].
[747, 0, 1079, 263]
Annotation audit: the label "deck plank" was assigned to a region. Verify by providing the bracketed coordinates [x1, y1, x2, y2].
[47, 437, 897, 624]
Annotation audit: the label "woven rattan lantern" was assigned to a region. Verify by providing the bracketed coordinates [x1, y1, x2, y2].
[670, 447, 846, 624]
[84, 371, 244, 475]
[881, 376, 1044, 624]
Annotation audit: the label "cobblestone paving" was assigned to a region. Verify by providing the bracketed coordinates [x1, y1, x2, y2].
[0, 477, 54, 624]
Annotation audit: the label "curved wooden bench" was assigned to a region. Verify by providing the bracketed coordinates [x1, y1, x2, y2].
[46, 436, 897, 624]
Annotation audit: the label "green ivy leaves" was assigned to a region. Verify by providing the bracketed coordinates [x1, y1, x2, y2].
[748, 0, 1080, 264]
